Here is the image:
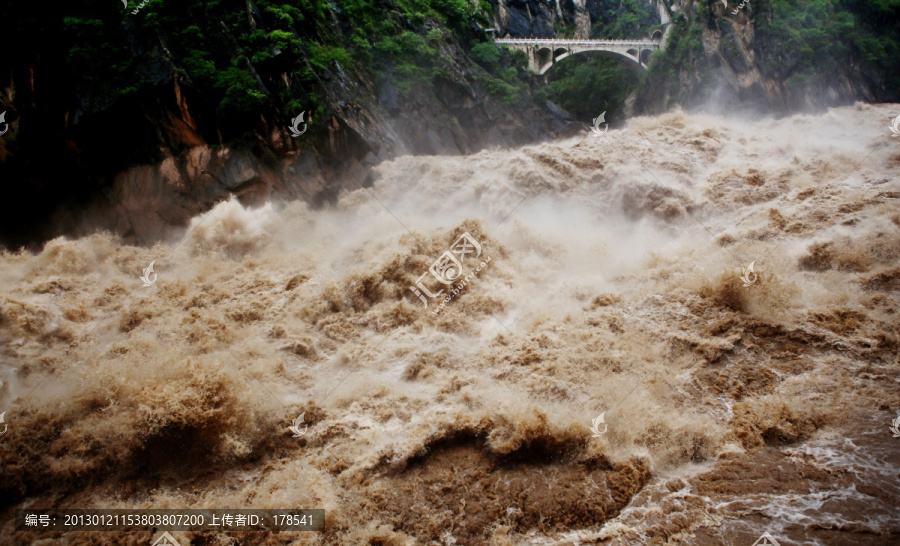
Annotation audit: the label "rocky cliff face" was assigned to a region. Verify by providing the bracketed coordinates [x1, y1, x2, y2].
[50, 47, 574, 246]
[632, 0, 886, 114]
[0, 1, 578, 248]
[490, 0, 887, 115]
[492, 0, 594, 38]
[489, 0, 671, 39]
[1, 0, 893, 248]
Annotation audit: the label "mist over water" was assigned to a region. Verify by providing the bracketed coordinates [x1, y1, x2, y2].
[1, 104, 899, 544]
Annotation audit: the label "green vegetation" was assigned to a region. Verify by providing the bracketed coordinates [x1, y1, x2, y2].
[63, 17, 143, 105]
[752, 0, 900, 95]
[46, 0, 900, 145]
[643, 14, 712, 99]
[55, 0, 517, 140]
[470, 42, 502, 70]
[546, 56, 640, 121]
[214, 65, 267, 120]
[639, 0, 900, 106]
[542, 0, 652, 119]
[471, 44, 533, 106]
[554, 22, 576, 39]
[375, 30, 440, 94]
[590, 0, 658, 39]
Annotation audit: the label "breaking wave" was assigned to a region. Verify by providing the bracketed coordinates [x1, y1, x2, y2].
[1, 103, 899, 544]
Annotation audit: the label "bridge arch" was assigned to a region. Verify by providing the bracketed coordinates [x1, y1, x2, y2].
[553, 49, 651, 74]
[540, 48, 649, 74]
[535, 47, 552, 70]
[553, 48, 573, 64]
[495, 38, 660, 75]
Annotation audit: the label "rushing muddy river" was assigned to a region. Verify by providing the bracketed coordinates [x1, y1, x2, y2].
[1, 104, 898, 545]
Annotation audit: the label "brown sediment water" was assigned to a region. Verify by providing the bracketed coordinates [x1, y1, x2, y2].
[0, 104, 898, 545]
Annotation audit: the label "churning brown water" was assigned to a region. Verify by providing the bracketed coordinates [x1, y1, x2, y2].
[1, 104, 899, 545]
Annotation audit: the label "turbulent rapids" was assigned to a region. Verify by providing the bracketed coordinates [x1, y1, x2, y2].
[1, 104, 898, 544]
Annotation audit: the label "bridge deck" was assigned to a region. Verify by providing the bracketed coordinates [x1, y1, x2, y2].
[495, 38, 659, 47]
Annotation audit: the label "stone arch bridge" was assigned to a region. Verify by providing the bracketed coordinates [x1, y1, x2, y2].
[494, 37, 662, 74]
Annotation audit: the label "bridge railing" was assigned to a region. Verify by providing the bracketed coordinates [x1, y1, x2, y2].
[494, 38, 659, 47]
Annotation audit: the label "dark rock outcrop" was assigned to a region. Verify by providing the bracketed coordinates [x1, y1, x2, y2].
[0, 2, 578, 248]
